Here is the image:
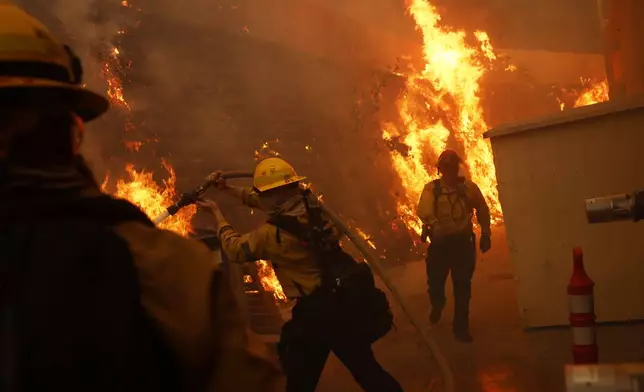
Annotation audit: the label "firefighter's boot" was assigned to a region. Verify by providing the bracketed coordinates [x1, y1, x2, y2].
[453, 302, 472, 342]
[430, 307, 442, 325]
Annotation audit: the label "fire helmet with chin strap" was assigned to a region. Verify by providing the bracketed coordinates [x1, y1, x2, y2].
[253, 157, 307, 193]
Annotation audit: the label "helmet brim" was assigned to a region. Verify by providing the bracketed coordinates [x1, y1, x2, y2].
[254, 175, 307, 193]
[0, 78, 109, 122]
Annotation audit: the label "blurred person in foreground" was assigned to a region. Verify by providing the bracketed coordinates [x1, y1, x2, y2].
[417, 149, 491, 342]
[0, 3, 282, 391]
[197, 157, 403, 392]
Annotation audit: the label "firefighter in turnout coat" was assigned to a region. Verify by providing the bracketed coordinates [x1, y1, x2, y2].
[198, 157, 403, 392]
[0, 3, 282, 391]
[417, 149, 492, 342]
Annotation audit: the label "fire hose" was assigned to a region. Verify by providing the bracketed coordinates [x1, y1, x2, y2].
[152, 171, 251, 225]
[154, 172, 455, 392]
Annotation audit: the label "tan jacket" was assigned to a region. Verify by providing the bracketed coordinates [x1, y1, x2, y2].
[217, 189, 341, 296]
[113, 222, 284, 391]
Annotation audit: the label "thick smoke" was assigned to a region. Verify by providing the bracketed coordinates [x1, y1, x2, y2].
[15, 0, 604, 262]
[121, 0, 417, 250]
[15, 0, 417, 259]
[15, 0, 124, 182]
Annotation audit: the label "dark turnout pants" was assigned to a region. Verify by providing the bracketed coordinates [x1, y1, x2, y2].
[279, 298, 403, 392]
[426, 232, 476, 333]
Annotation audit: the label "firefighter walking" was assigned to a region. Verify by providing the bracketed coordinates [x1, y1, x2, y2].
[417, 150, 491, 342]
[198, 157, 403, 392]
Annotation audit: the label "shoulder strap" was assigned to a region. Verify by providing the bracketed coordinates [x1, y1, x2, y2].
[432, 179, 441, 218]
[456, 177, 469, 206]
[432, 178, 471, 217]
[432, 179, 442, 200]
[266, 215, 310, 245]
[457, 176, 467, 196]
[300, 189, 335, 251]
[266, 191, 341, 289]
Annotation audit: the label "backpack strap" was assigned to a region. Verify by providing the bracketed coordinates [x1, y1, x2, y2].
[300, 189, 337, 252]
[432, 177, 469, 217]
[266, 191, 340, 290]
[267, 215, 311, 246]
[456, 176, 469, 208]
[432, 179, 441, 218]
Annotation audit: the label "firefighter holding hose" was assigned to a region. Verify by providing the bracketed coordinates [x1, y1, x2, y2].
[197, 157, 403, 392]
[0, 3, 281, 391]
[417, 149, 492, 342]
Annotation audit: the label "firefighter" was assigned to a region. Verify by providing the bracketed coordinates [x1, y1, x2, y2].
[0, 3, 281, 391]
[198, 157, 403, 392]
[417, 149, 491, 342]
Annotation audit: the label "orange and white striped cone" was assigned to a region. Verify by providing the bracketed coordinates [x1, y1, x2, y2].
[568, 247, 598, 364]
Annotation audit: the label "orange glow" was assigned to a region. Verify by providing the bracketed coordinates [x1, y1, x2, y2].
[383, 0, 502, 235]
[102, 163, 196, 236]
[355, 227, 377, 250]
[96, 1, 286, 302]
[572, 78, 609, 108]
[257, 260, 287, 302]
[99, 1, 193, 235]
[101, 59, 129, 110]
[559, 78, 610, 111]
[123, 140, 143, 151]
[477, 364, 518, 392]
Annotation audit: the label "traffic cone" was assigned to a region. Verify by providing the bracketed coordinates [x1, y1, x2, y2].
[568, 247, 598, 364]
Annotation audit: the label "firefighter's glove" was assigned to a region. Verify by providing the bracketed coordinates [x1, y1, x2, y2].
[206, 170, 227, 190]
[479, 233, 491, 254]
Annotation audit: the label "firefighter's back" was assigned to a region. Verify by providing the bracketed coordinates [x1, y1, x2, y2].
[0, 197, 180, 392]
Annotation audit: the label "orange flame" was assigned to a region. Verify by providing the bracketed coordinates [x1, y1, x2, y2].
[384, 0, 502, 235]
[572, 78, 609, 108]
[99, 1, 193, 235]
[558, 78, 610, 111]
[102, 163, 196, 236]
[256, 260, 287, 302]
[355, 227, 377, 250]
[96, 0, 284, 302]
[99, 2, 145, 152]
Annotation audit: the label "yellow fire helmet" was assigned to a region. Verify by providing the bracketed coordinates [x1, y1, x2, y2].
[0, 1, 108, 121]
[253, 157, 307, 192]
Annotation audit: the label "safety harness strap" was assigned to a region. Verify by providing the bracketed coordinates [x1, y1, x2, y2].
[432, 177, 469, 218]
[266, 190, 342, 291]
